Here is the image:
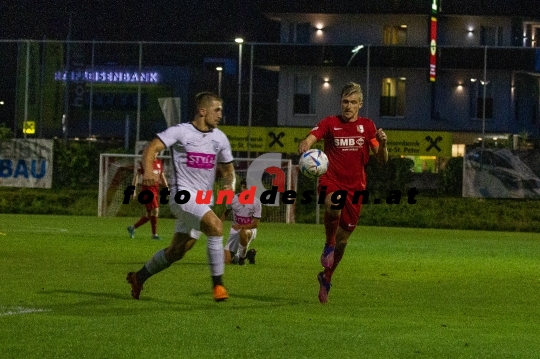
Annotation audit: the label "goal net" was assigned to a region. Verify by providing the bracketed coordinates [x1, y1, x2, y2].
[98, 153, 297, 223]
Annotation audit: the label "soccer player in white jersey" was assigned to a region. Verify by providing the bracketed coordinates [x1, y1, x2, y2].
[221, 179, 262, 265]
[126, 92, 236, 302]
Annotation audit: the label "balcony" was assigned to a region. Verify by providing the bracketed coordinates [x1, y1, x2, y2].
[251, 44, 539, 72]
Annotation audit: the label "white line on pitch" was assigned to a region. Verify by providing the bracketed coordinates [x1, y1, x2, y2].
[3, 227, 68, 233]
[0, 306, 51, 317]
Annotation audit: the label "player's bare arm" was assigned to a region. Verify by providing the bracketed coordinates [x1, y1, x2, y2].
[160, 172, 168, 188]
[218, 162, 236, 191]
[131, 172, 139, 198]
[142, 138, 166, 186]
[373, 128, 388, 164]
[298, 134, 318, 154]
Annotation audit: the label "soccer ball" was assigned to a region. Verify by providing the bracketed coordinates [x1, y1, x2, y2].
[299, 149, 329, 178]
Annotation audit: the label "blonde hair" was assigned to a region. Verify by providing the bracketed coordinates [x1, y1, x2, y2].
[341, 82, 363, 102]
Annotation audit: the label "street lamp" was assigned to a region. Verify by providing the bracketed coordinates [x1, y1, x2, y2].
[481, 46, 488, 150]
[347, 44, 370, 117]
[235, 37, 244, 126]
[216, 66, 223, 97]
[347, 45, 364, 67]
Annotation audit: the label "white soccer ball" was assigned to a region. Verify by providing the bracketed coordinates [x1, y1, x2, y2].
[299, 149, 329, 178]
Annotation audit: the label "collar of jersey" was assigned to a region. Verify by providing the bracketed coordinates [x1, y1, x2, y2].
[190, 122, 214, 133]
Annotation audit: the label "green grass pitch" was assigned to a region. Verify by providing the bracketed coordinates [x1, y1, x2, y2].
[1, 214, 539, 358]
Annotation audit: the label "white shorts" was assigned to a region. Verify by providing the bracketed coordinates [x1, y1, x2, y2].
[224, 228, 257, 253]
[169, 187, 212, 239]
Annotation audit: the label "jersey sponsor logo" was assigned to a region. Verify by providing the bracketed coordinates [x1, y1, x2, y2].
[334, 127, 343, 130]
[234, 214, 252, 224]
[334, 136, 365, 148]
[186, 152, 216, 169]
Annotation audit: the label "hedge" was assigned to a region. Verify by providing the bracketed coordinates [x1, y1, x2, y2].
[1, 188, 539, 232]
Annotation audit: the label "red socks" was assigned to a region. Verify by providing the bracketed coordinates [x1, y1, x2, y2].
[324, 212, 339, 247]
[324, 246, 345, 282]
[134, 216, 149, 228]
[150, 216, 157, 235]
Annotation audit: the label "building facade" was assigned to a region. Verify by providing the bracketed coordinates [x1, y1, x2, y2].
[263, 5, 540, 152]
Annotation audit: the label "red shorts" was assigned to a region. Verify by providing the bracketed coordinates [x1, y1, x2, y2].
[318, 179, 363, 232]
[140, 185, 159, 211]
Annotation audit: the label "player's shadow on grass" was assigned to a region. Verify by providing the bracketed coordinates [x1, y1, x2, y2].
[106, 261, 207, 266]
[39, 289, 297, 315]
[40, 289, 130, 301]
[191, 291, 303, 306]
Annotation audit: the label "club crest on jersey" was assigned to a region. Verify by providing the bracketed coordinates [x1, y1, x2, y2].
[211, 140, 220, 153]
[357, 125, 364, 133]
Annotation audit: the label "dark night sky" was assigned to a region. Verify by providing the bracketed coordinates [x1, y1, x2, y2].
[0, 0, 279, 42]
[2, 0, 539, 42]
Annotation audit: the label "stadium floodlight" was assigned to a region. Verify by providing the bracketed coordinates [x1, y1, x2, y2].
[235, 38, 244, 126]
[216, 67, 223, 97]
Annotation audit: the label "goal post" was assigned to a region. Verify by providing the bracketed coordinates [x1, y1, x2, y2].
[98, 153, 297, 223]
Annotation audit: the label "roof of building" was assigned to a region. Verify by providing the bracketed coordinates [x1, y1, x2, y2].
[258, 0, 540, 18]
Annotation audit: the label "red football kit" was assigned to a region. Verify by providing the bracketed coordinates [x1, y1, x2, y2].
[138, 159, 164, 211]
[309, 115, 379, 231]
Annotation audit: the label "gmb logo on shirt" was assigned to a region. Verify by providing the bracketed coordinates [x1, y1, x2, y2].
[333, 137, 365, 148]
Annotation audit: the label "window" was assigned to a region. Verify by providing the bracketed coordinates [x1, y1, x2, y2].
[383, 25, 408, 45]
[480, 26, 503, 46]
[469, 80, 493, 119]
[293, 75, 315, 114]
[380, 77, 406, 117]
[452, 144, 465, 157]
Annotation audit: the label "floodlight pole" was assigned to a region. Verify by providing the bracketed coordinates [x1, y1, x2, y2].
[136, 42, 142, 145]
[88, 40, 95, 138]
[23, 40, 30, 139]
[216, 67, 223, 97]
[247, 44, 254, 159]
[481, 46, 487, 150]
[236, 38, 244, 126]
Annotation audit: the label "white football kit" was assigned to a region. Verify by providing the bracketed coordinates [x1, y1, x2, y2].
[157, 123, 234, 236]
[224, 194, 262, 253]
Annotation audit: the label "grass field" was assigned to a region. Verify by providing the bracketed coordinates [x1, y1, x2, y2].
[1, 214, 539, 359]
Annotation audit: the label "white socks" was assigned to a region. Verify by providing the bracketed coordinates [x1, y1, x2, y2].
[145, 249, 171, 274]
[207, 236, 224, 276]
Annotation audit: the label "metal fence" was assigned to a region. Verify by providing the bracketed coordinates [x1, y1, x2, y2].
[0, 40, 538, 143]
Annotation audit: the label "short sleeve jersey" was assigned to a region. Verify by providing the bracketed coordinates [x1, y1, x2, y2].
[227, 194, 262, 226]
[137, 159, 163, 190]
[157, 123, 233, 192]
[309, 115, 378, 191]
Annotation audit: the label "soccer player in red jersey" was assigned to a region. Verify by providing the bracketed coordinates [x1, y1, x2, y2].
[127, 152, 168, 240]
[298, 82, 388, 303]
